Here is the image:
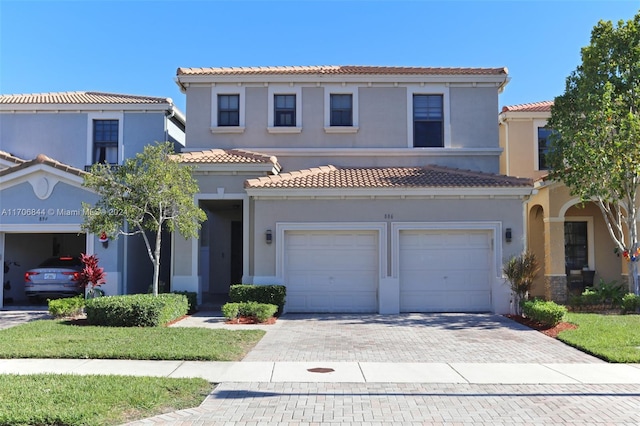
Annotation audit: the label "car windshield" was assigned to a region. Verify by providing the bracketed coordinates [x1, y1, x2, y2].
[37, 257, 82, 268]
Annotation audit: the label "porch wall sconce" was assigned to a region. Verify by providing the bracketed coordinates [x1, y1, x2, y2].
[265, 229, 273, 244]
[505, 228, 512, 243]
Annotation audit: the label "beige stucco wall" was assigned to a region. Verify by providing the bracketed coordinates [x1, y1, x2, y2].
[500, 119, 547, 180]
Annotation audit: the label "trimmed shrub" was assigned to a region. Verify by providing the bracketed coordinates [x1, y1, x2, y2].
[222, 301, 278, 323]
[221, 303, 240, 319]
[522, 299, 567, 327]
[85, 293, 188, 327]
[172, 291, 198, 314]
[229, 284, 286, 315]
[48, 296, 85, 318]
[622, 293, 640, 314]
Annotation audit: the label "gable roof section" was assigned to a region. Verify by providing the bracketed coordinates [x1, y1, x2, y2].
[245, 165, 531, 190]
[0, 91, 172, 105]
[0, 154, 86, 178]
[501, 101, 553, 113]
[177, 65, 508, 76]
[0, 150, 26, 166]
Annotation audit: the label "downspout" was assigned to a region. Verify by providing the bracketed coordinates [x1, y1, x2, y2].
[498, 113, 510, 176]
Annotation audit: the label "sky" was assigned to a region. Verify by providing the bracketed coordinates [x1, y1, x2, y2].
[1, 0, 639, 114]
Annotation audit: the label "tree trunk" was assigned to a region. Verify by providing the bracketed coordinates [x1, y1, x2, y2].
[631, 261, 640, 296]
[152, 227, 162, 296]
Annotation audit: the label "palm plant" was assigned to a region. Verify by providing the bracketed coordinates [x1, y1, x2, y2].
[503, 251, 539, 314]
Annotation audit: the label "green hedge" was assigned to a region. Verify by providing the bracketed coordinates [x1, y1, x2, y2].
[229, 284, 286, 315]
[522, 299, 567, 327]
[222, 302, 278, 323]
[85, 293, 188, 327]
[622, 293, 640, 314]
[172, 291, 198, 314]
[48, 296, 85, 318]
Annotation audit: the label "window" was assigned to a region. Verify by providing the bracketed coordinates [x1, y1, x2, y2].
[274, 94, 296, 127]
[537, 127, 552, 170]
[93, 119, 118, 164]
[413, 95, 443, 147]
[565, 221, 588, 270]
[330, 94, 353, 126]
[218, 94, 240, 126]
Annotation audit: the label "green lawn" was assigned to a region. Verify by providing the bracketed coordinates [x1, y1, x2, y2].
[0, 374, 211, 426]
[558, 313, 640, 363]
[0, 319, 265, 360]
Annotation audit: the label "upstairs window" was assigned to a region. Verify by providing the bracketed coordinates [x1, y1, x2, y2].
[218, 94, 240, 126]
[274, 94, 296, 127]
[413, 95, 443, 147]
[93, 119, 118, 164]
[537, 127, 553, 170]
[330, 94, 353, 126]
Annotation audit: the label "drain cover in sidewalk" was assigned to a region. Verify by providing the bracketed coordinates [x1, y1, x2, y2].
[307, 367, 335, 373]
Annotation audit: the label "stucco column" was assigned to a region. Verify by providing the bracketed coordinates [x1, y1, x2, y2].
[544, 218, 567, 302]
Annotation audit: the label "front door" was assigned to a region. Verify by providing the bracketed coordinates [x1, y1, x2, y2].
[565, 221, 588, 271]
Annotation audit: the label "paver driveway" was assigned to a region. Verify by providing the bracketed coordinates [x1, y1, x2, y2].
[128, 312, 640, 425]
[241, 313, 602, 363]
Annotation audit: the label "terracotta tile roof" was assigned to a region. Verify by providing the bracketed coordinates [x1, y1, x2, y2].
[245, 165, 532, 189]
[0, 150, 26, 165]
[174, 149, 280, 166]
[0, 154, 86, 177]
[0, 91, 173, 105]
[501, 101, 553, 113]
[177, 65, 508, 76]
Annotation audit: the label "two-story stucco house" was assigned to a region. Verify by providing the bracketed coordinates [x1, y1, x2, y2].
[171, 65, 533, 314]
[499, 101, 624, 303]
[0, 92, 185, 307]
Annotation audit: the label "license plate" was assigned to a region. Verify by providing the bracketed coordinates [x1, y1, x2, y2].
[44, 273, 56, 280]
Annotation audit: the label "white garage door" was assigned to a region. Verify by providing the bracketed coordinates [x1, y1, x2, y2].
[284, 230, 378, 313]
[400, 230, 492, 312]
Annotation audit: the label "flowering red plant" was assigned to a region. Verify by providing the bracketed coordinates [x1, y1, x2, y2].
[78, 253, 106, 290]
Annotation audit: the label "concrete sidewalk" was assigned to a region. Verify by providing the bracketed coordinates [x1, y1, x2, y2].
[2, 358, 640, 384]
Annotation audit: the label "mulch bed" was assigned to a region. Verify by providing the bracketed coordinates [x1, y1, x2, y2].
[505, 314, 577, 338]
[225, 316, 277, 325]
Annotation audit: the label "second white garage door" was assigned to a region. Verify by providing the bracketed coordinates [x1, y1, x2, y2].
[284, 230, 378, 313]
[399, 230, 492, 312]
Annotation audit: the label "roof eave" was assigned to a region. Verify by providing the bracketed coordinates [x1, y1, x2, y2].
[245, 187, 534, 198]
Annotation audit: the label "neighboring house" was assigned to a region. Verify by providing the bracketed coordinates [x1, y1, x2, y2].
[0, 92, 186, 307]
[172, 65, 533, 314]
[499, 101, 623, 302]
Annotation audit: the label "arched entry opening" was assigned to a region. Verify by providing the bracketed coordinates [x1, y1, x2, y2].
[527, 204, 546, 299]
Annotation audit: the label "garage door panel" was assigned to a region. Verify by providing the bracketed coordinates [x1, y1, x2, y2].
[401, 290, 491, 312]
[285, 230, 378, 313]
[400, 230, 492, 313]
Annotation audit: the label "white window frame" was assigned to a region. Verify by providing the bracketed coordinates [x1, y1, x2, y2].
[211, 86, 245, 134]
[323, 85, 359, 133]
[533, 118, 549, 171]
[407, 85, 450, 148]
[267, 85, 302, 134]
[86, 112, 124, 166]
